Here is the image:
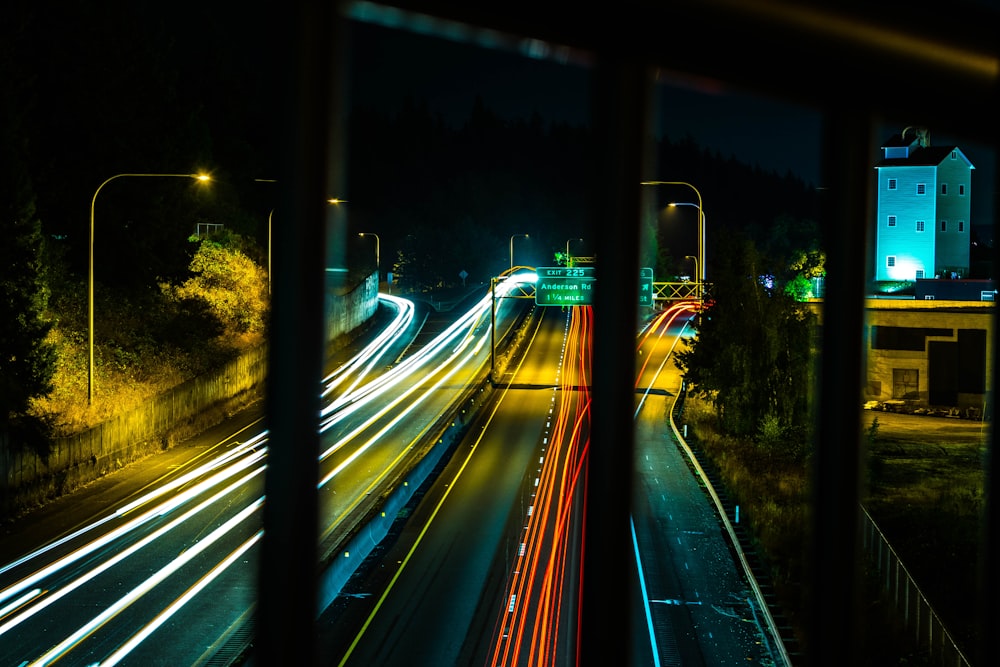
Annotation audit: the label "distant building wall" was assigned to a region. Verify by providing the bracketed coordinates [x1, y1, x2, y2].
[807, 299, 993, 413]
[914, 278, 995, 301]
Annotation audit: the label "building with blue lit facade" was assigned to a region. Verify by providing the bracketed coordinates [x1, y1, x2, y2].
[874, 127, 975, 282]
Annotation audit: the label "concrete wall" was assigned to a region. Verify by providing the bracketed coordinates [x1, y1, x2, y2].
[809, 299, 993, 413]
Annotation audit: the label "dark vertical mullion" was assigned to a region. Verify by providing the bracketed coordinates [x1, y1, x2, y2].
[980, 86, 1000, 667]
[256, 2, 343, 663]
[580, 55, 649, 665]
[808, 109, 873, 666]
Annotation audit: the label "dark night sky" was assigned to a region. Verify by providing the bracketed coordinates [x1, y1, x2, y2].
[346, 18, 995, 237]
[347, 20, 824, 185]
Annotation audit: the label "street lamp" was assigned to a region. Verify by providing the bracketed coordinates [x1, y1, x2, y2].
[640, 181, 705, 287]
[255, 180, 346, 295]
[358, 232, 380, 281]
[566, 237, 583, 267]
[89, 172, 210, 405]
[684, 255, 699, 285]
[668, 201, 706, 280]
[510, 233, 529, 272]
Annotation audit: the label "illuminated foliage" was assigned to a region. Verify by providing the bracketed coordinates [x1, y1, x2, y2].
[163, 237, 268, 334]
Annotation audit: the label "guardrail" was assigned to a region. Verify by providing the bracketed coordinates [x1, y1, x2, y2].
[860, 505, 972, 666]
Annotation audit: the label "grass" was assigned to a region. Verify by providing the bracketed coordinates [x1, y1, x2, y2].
[864, 422, 986, 661]
[681, 396, 986, 665]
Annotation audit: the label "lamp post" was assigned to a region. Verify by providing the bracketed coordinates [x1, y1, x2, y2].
[255, 180, 345, 295]
[668, 200, 706, 283]
[510, 233, 529, 272]
[89, 172, 210, 405]
[566, 237, 583, 267]
[640, 181, 705, 287]
[358, 232, 380, 281]
[685, 255, 699, 286]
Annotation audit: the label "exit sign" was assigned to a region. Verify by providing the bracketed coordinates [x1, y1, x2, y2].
[535, 267, 595, 306]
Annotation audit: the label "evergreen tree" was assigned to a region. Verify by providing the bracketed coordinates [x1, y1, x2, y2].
[0, 6, 57, 455]
[675, 231, 815, 449]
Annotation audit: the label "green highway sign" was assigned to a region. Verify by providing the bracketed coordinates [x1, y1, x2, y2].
[536, 266, 595, 306]
[537, 266, 595, 279]
[639, 267, 654, 306]
[534, 267, 655, 306]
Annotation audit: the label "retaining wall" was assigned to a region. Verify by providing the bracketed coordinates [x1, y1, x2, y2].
[0, 272, 379, 519]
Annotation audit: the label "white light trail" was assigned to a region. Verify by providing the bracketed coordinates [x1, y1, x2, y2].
[0, 463, 265, 639]
[27, 499, 264, 666]
[99, 530, 263, 667]
[2, 280, 537, 666]
[0, 433, 267, 586]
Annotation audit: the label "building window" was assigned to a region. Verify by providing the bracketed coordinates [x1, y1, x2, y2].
[888, 178, 897, 190]
[916, 183, 926, 195]
[887, 215, 896, 227]
[959, 184, 966, 196]
[940, 220, 947, 232]
[951, 150, 958, 159]
[941, 183, 948, 195]
[982, 291, 995, 302]
[916, 220, 925, 232]
[887, 256, 896, 267]
[915, 269, 924, 279]
[892, 368, 919, 400]
[959, 221, 965, 232]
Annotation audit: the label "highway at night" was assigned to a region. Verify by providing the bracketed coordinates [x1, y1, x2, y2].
[321, 300, 790, 666]
[0, 275, 532, 667]
[0, 277, 788, 666]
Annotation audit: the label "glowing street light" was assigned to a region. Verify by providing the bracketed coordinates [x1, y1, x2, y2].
[358, 232, 380, 280]
[89, 172, 210, 405]
[685, 255, 699, 285]
[640, 181, 704, 284]
[510, 233, 529, 272]
[668, 200, 706, 280]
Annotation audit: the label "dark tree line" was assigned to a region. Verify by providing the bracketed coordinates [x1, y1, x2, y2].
[347, 97, 821, 291]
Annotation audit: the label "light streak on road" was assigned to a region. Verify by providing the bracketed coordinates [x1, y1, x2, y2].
[486, 302, 700, 666]
[1, 279, 536, 667]
[99, 530, 263, 667]
[1, 464, 266, 640]
[27, 499, 264, 666]
[488, 305, 593, 667]
[322, 293, 415, 398]
[0, 442, 267, 619]
[0, 432, 268, 586]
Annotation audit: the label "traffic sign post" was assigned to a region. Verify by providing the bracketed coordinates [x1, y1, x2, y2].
[535, 267, 596, 306]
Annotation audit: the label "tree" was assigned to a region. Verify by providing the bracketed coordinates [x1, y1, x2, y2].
[162, 234, 269, 335]
[0, 9, 57, 455]
[674, 232, 815, 448]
